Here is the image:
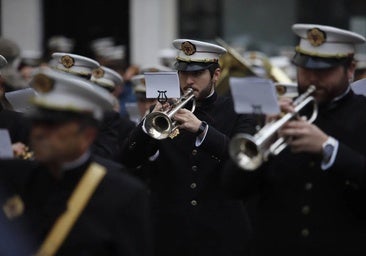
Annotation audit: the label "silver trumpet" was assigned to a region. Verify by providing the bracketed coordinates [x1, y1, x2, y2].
[143, 88, 196, 140]
[229, 85, 317, 171]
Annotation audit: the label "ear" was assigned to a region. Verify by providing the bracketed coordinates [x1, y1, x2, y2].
[212, 68, 221, 83]
[79, 126, 98, 151]
[347, 60, 357, 82]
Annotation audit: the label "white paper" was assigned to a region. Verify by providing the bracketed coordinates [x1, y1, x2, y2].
[351, 78, 366, 95]
[144, 71, 180, 99]
[5, 87, 37, 113]
[0, 129, 14, 159]
[230, 77, 280, 115]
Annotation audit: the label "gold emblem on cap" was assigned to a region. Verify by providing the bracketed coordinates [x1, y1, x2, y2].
[275, 85, 287, 96]
[92, 67, 105, 79]
[31, 73, 55, 93]
[181, 41, 196, 56]
[61, 55, 75, 68]
[307, 28, 326, 47]
[3, 195, 24, 220]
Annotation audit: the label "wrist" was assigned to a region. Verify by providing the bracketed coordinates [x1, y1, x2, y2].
[196, 121, 208, 136]
[322, 136, 337, 163]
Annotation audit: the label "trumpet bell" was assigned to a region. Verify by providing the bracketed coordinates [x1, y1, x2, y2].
[229, 133, 263, 171]
[229, 85, 317, 171]
[144, 112, 173, 140]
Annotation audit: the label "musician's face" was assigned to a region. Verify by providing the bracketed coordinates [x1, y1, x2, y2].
[178, 68, 220, 100]
[30, 121, 96, 165]
[297, 63, 355, 105]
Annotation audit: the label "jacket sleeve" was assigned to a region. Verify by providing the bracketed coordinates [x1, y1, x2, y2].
[119, 122, 158, 168]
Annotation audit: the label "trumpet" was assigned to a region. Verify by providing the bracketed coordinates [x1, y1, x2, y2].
[229, 85, 317, 171]
[143, 88, 196, 140]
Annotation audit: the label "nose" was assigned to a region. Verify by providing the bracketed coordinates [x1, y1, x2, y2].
[306, 69, 319, 85]
[30, 124, 48, 141]
[180, 73, 195, 86]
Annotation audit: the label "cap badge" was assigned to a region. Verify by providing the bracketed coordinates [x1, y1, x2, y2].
[275, 85, 287, 96]
[181, 41, 196, 56]
[61, 55, 75, 68]
[2, 195, 24, 220]
[92, 67, 105, 79]
[31, 73, 55, 93]
[307, 28, 326, 47]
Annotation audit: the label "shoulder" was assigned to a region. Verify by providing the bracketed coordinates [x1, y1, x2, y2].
[92, 155, 147, 193]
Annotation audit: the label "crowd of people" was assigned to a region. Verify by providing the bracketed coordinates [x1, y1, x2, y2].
[0, 22, 366, 256]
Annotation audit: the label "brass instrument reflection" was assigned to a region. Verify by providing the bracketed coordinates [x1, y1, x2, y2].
[215, 38, 293, 96]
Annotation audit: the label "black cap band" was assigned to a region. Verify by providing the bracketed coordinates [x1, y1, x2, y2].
[292, 52, 352, 69]
[174, 60, 216, 71]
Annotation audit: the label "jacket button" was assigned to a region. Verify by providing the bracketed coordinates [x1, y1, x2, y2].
[301, 228, 309, 237]
[129, 141, 136, 149]
[301, 205, 310, 215]
[192, 166, 198, 172]
[191, 200, 198, 206]
[304, 182, 313, 191]
[190, 183, 197, 189]
[192, 149, 197, 156]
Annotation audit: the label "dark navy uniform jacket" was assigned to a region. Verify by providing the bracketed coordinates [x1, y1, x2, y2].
[121, 92, 257, 256]
[0, 108, 31, 144]
[0, 155, 152, 256]
[92, 110, 135, 162]
[222, 90, 366, 256]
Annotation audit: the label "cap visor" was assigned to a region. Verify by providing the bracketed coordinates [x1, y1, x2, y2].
[27, 107, 94, 125]
[174, 61, 215, 71]
[0, 55, 8, 68]
[292, 52, 349, 69]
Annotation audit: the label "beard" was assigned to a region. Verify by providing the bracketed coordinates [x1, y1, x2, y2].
[195, 81, 214, 101]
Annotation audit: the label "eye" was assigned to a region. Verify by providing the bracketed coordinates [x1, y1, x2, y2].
[191, 70, 205, 77]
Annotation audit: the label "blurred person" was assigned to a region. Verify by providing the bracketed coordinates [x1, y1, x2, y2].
[130, 66, 172, 120]
[222, 24, 366, 256]
[0, 37, 28, 91]
[355, 53, 366, 81]
[0, 54, 31, 158]
[130, 74, 157, 120]
[0, 67, 152, 255]
[90, 65, 137, 161]
[18, 50, 43, 83]
[120, 39, 257, 256]
[49, 52, 122, 161]
[42, 35, 75, 63]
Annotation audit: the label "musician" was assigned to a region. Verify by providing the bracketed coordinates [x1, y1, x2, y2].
[0, 67, 152, 255]
[89, 65, 136, 161]
[49, 53, 133, 162]
[222, 24, 366, 255]
[120, 39, 256, 256]
[0, 54, 31, 157]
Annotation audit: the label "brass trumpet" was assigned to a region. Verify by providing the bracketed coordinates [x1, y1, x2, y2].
[143, 88, 196, 140]
[229, 85, 317, 171]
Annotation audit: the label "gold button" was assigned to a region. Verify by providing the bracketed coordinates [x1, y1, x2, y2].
[129, 142, 136, 149]
[192, 166, 198, 172]
[192, 149, 197, 156]
[301, 228, 309, 237]
[304, 182, 313, 191]
[190, 183, 197, 189]
[191, 200, 198, 206]
[301, 205, 310, 215]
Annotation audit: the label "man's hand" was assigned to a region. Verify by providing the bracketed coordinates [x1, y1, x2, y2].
[279, 118, 328, 154]
[173, 108, 201, 133]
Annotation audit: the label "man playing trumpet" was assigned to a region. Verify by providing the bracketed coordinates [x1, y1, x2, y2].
[121, 39, 256, 256]
[222, 24, 366, 256]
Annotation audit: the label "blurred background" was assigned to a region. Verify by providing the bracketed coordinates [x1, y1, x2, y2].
[0, 0, 365, 120]
[1, 0, 365, 68]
